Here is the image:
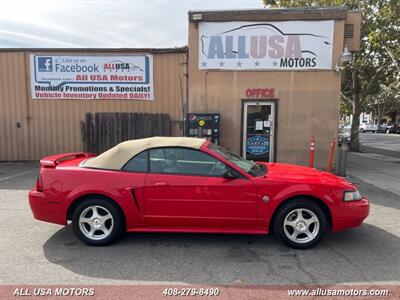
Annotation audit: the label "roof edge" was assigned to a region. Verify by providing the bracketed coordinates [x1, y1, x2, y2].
[0, 46, 188, 53]
[189, 6, 349, 22]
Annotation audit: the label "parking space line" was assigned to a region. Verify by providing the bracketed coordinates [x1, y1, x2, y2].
[0, 169, 36, 182]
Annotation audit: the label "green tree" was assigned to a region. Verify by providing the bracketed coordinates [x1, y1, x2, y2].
[262, 0, 400, 151]
[366, 82, 400, 124]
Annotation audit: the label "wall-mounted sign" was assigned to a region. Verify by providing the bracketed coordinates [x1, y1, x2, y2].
[246, 88, 275, 98]
[246, 135, 269, 155]
[30, 55, 153, 100]
[199, 21, 333, 70]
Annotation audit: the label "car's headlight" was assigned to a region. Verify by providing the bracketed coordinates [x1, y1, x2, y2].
[343, 190, 362, 201]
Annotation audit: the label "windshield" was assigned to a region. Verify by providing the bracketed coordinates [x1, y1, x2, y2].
[208, 143, 267, 177]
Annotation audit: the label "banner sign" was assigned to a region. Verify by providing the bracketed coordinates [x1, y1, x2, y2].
[30, 55, 153, 100]
[199, 21, 334, 70]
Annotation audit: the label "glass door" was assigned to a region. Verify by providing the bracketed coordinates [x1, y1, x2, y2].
[243, 101, 275, 162]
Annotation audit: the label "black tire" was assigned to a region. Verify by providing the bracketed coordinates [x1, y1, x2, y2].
[273, 199, 328, 249]
[72, 197, 125, 246]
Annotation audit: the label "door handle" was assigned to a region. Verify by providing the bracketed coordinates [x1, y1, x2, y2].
[154, 181, 169, 186]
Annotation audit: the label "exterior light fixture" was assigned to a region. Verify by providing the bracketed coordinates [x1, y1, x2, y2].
[192, 13, 202, 21]
[335, 45, 353, 73]
[342, 46, 353, 63]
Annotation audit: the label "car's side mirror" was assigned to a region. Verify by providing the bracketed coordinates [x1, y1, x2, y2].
[222, 169, 240, 179]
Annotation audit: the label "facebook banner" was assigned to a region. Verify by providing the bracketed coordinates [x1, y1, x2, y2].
[30, 55, 153, 100]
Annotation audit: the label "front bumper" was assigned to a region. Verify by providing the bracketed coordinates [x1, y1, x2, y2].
[28, 190, 67, 225]
[332, 198, 370, 232]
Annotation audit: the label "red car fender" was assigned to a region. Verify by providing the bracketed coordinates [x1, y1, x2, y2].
[66, 183, 139, 228]
[258, 183, 337, 232]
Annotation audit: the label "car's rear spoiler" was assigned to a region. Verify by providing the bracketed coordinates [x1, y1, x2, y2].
[40, 152, 96, 168]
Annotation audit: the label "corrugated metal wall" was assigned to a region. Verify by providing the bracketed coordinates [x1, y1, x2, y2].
[0, 50, 185, 160]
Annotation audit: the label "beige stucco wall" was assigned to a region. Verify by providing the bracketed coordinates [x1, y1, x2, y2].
[345, 10, 361, 51]
[188, 19, 345, 169]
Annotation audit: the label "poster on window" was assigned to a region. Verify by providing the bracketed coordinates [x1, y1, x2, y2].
[199, 20, 334, 70]
[246, 135, 270, 155]
[30, 55, 153, 100]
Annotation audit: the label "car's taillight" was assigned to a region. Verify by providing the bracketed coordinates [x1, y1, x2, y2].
[36, 174, 43, 192]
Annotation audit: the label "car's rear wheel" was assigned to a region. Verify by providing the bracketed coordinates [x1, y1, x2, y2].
[273, 199, 328, 249]
[72, 198, 124, 246]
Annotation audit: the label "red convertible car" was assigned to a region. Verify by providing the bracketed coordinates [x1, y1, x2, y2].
[29, 137, 369, 249]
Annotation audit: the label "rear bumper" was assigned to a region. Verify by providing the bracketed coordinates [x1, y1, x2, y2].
[28, 190, 67, 225]
[332, 198, 370, 232]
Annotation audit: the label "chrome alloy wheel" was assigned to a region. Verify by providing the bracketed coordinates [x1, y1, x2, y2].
[79, 205, 114, 240]
[283, 208, 320, 244]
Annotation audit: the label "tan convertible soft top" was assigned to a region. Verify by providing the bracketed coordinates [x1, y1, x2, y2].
[81, 136, 207, 170]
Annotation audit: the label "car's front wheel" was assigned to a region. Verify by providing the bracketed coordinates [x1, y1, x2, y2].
[273, 199, 328, 249]
[72, 198, 124, 246]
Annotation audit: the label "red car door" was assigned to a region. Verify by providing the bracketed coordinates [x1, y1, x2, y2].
[142, 147, 259, 229]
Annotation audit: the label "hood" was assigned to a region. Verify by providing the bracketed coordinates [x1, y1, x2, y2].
[259, 162, 354, 188]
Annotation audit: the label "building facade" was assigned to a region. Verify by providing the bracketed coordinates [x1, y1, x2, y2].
[0, 49, 186, 160]
[0, 7, 361, 169]
[188, 8, 361, 167]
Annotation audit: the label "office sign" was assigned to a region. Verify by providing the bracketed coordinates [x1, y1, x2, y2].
[199, 21, 334, 70]
[30, 55, 153, 100]
[245, 88, 275, 98]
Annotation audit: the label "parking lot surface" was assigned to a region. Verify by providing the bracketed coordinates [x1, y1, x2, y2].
[360, 132, 400, 157]
[348, 152, 400, 196]
[0, 161, 399, 285]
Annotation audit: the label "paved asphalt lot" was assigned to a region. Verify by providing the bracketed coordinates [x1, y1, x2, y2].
[360, 132, 400, 157]
[0, 160, 399, 285]
[360, 132, 400, 150]
[347, 152, 400, 196]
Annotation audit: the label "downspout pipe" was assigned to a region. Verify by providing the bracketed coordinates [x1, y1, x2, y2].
[183, 49, 189, 136]
[204, 71, 209, 113]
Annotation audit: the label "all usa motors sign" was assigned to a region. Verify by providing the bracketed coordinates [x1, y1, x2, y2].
[199, 21, 334, 70]
[30, 55, 153, 100]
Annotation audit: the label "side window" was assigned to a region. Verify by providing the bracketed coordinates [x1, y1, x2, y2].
[149, 147, 229, 176]
[122, 151, 148, 172]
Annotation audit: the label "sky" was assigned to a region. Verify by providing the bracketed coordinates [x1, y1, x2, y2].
[0, 0, 264, 48]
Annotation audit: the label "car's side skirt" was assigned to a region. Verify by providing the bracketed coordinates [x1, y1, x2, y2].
[126, 227, 268, 235]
